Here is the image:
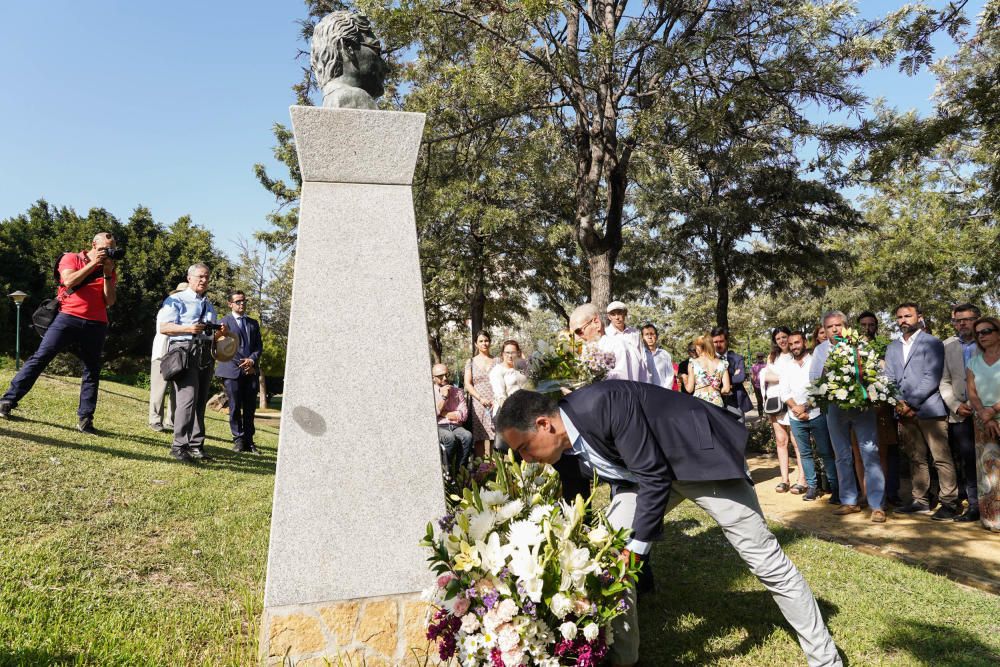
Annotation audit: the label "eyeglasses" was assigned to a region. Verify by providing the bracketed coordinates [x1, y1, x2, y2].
[951, 317, 976, 324]
[975, 328, 997, 337]
[433, 373, 448, 379]
[231, 300, 246, 305]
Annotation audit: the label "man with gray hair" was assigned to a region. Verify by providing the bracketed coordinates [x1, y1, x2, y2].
[157, 264, 227, 462]
[311, 10, 386, 109]
[569, 303, 646, 382]
[0, 232, 119, 433]
[810, 310, 886, 522]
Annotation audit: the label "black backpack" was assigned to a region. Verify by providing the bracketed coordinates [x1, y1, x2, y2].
[30, 253, 103, 337]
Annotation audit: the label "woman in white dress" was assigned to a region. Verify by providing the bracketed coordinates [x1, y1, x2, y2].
[489, 340, 530, 451]
[764, 326, 805, 494]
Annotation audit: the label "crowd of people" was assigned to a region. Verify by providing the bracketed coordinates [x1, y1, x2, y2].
[435, 300, 1000, 534]
[0, 235, 265, 464]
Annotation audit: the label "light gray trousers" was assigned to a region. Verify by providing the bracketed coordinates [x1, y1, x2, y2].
[148, 357, 175, 429]
[605, 479, 842, 667]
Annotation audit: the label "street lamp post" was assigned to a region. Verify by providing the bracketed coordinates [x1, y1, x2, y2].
[8, 291, 28, 370]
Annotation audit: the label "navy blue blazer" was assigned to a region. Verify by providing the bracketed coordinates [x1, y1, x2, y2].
[724, 350, 754, 414]
[215, 313, 263, 380]
[884, 332, 947, 418]
[558, 380, 748, 544]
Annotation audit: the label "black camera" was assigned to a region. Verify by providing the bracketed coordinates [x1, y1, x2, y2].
[202, 322, 222, 333]
[104, 247, 126, 260]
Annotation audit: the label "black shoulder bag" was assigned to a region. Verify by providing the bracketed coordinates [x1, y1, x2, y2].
[31, 253, 104, 337]
[160, 300, 208, 381]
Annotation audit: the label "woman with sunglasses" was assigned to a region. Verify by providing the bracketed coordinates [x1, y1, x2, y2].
[965, 316, 1000, 531]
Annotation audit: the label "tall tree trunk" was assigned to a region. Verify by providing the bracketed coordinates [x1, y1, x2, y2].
[714, 253, 731, 330]
[588, 252, 613, 314]
[469, 278, 485, 345]
[428, 333, 443, 364]
[258, 374, 268, 410]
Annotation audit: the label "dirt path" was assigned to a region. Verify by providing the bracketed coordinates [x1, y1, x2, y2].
[749, 454, 1000, 595]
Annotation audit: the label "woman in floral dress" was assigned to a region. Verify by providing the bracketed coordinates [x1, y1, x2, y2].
[684, 335, 730, 407]
[966, 316, 1000, 531]
[463, 330, 497, 457]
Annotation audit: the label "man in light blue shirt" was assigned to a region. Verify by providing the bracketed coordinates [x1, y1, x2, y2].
[157, 263, 226, 462]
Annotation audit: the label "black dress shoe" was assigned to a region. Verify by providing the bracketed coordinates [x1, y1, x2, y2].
[0, 400, 12, 419]
[931, 505, 959, 521]
[77, 417, 98, 435]
[170, 448, 193, 463]
[231, 438, 245, 453]
[188, 448, 213, 461]
[895, 501, 932, 515]
[954, 508, 980, 523]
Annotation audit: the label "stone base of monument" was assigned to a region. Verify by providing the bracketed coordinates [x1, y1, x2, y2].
[263, 594, 444, 666]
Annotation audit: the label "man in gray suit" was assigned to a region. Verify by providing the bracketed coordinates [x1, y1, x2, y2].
[940, 303, 981, 522]
[885, 302, 959, 520]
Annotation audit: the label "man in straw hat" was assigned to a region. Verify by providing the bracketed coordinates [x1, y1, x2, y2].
[215, 290, 264, 454]
[148, 282, 188, 432]
[156, 264, 228, 462]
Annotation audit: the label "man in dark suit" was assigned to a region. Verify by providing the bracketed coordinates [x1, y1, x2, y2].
[885, 302, 958, 520]
[712, 326, 754, 419]
[215, 290, 264, 454]
[496, 383, 841, 667]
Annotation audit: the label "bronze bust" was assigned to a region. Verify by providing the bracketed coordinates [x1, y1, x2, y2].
[311, 11, 387, 110]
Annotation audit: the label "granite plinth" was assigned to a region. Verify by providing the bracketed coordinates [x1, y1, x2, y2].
[263, 106, 443, 620]
[289, 106, 424, 185]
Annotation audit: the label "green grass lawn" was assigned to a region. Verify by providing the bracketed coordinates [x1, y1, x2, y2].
[1, 369, 998, 666]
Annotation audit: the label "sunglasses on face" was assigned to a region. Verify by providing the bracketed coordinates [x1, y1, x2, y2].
[231, 300, 246, 305]
[975, 328, 997, 337]
[433, 373, 448, 379]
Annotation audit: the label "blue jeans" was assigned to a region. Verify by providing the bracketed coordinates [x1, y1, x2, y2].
[2, 312, 107, 419]
[789, 414, 838, 493]
[438, 425, 473, 475]
[825, 404, 884, 508]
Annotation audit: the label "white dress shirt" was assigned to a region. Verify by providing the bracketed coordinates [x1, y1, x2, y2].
[901, 329, 921, 364]
[644, 347, 675, 389]
[560, 408, 648, 555]
[598, 333, 647, 382]
[489, 362, 530, 414]
[778, 353, 820, 421]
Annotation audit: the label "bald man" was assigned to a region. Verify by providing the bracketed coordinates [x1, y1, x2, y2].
[433, 363, 472, 476]
[0, 233, 119, 433]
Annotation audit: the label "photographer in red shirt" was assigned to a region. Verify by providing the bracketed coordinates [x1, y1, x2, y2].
[0, 232, 118, 433]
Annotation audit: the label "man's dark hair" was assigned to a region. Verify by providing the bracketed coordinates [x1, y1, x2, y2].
[894, 302, 921, 314]
[787, 330, 806, 341]
[952, 303, 981, 317]
[709, 326, 729, 339]
[494, 390, 558, 434]
[227, 290, 245, 302]
[640, 322, 658, 334]
[856, 311, 877, 322]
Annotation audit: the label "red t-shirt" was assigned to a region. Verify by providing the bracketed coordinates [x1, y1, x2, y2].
[57, 251, 116, 323]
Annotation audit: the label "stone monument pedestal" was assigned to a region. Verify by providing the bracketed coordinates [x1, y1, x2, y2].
[260, 106, 445, 665]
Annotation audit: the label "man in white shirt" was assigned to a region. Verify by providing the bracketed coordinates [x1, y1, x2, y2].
[569, 303, 646, 382]
[606, 300, 638, 340]
[148, 282, 186, 432]
[640, 323, 674, 389]
[780, 331, 840, 505]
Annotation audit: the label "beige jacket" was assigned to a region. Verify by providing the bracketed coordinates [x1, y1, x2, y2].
[939, 336, 978, 423]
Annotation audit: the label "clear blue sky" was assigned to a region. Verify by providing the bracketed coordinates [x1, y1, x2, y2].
[0, 1, 986, 258]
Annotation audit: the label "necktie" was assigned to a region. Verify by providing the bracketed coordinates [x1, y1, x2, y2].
[237, 317, 248, 351]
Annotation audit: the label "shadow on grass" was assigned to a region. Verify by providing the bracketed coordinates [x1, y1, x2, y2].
[41, 372, 146, 404]
[0, 647, 78, 666]
[879, 619, 1000, 666]
[640, 517, 842, 665]
[0, 424, 277, 476]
